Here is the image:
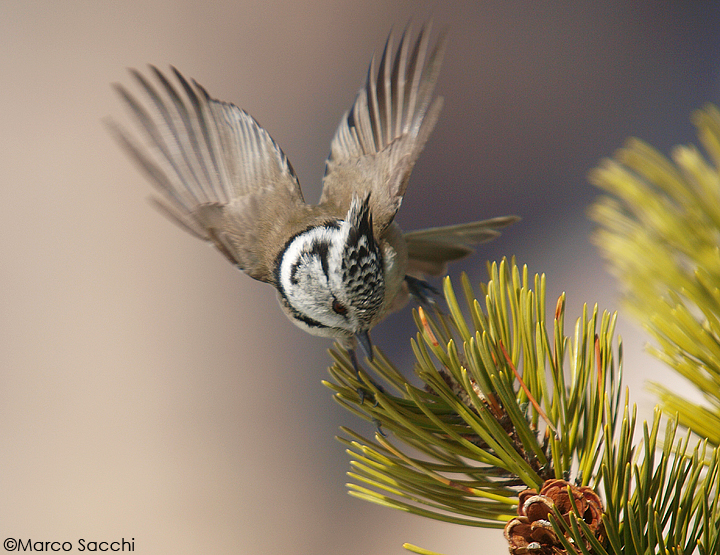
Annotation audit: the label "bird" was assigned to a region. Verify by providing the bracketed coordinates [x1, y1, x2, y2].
[107, 22, 518, 371]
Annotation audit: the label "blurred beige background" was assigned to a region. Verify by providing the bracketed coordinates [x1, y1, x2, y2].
[1, 1, 719, 554]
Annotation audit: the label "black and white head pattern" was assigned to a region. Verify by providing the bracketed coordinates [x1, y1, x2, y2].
[276, 195, 385, 336]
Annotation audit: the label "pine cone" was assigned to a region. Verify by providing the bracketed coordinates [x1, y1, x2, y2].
[504, 479, 605, 554]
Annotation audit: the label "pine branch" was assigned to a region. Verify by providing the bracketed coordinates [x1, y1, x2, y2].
[324, 259, 720, 553]
[590, 104, 720, 445]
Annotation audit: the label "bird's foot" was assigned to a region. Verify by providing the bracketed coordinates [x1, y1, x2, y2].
[405, 275, 440, 307]
[349, 347, 383, 406]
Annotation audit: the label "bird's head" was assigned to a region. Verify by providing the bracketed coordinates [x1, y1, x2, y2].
[275, 195, 385, 350]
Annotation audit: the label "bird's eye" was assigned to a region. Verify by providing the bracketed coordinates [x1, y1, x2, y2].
[332, 299, 348, 315]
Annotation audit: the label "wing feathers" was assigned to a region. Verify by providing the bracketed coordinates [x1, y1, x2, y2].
[111, 28, 511, 289]
[134, 68, 213, 204]
[166, 67, 229, 204]
[405, 216, 520, 243]
[376, 31, 393, 146]
[109, 66, 304, 282]
[321, 23, 448, 232]
[405, 216, 521, 276]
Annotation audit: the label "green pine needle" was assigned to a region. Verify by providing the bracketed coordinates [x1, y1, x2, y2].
[325, 259, 623, 523]
[590, 104, 720, 445]
[324, 258, 720, 553]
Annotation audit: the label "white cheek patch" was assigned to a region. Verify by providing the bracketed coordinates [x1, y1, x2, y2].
[278, 225, 350, 330]
[279, 227, 333, 289]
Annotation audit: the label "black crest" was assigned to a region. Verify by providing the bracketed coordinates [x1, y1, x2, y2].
[343, 194, 384, 318]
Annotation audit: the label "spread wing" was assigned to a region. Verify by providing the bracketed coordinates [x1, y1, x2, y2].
[404, 216, 521, 276]
[107, 66, 305, 283]
[320, 23, 447, 233]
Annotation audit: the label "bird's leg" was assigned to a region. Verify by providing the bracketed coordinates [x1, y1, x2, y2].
[348, 347, 368, 405]
[405, 275, 440, 307]
[349, 332, 385, 406]
[349, 349, 385, 406]
[351, 349, 385, 434]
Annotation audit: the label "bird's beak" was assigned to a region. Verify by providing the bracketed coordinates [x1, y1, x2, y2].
[355, 330, 373, 361]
